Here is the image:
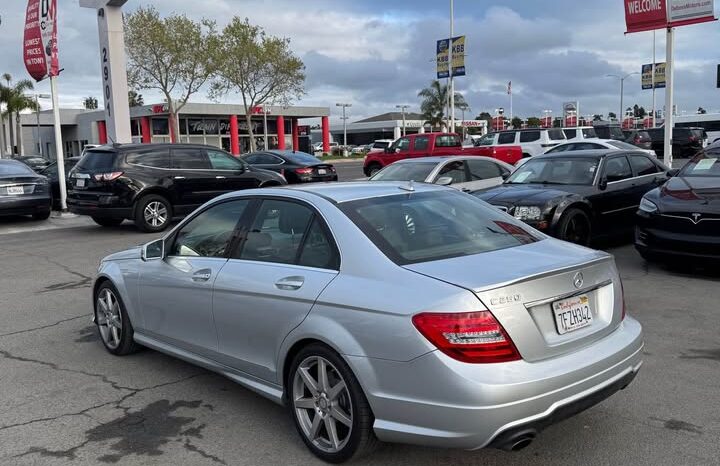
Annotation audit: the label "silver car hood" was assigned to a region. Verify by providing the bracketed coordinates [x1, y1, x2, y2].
[402, 239, 609, 293]
[102, 247, 142, 262]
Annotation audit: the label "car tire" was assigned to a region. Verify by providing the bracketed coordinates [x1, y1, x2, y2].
[92, 216, 124, 227]
[366, 164, 382, 177]
[32, 210, 51, 221]
[289, 343, 378, 463]
[134, 194, 172, 233]
[557, 208, 592, 246]
[94, 281, 140, 356]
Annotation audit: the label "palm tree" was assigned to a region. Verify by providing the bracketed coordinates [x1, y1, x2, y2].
[83, 96, 98, 110]
[417, 80, 468, 131]
[1, 74, 36, 155]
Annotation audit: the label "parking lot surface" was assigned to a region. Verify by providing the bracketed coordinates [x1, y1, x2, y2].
[1, 216, 718, 466]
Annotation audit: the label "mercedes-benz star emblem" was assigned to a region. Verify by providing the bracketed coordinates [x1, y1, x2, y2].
[691, 213, 702, 223]
[573, 272, 584, 289]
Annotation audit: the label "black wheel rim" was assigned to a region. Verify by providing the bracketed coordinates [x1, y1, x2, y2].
[564, 215, 589, 244]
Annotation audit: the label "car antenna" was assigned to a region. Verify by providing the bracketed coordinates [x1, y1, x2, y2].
[398, 179, 415, 192]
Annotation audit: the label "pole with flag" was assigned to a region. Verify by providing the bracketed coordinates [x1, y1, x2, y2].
[23, 0, 67, 212]
[508, 81, 513, 126]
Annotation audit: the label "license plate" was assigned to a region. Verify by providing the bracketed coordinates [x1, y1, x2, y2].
[76, 179, 86, 188]
[553, 294, 593, 335]
[7, 186, 23, 195]
[318, 169, 327, 175]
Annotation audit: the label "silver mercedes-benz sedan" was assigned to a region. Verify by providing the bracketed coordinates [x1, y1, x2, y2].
[93, 182, 643, 463]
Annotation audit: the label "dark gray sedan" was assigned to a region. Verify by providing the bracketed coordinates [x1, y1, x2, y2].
[0, 159, 52, 220]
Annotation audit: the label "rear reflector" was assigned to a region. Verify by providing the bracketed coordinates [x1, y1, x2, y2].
[412, 311, 521, 363]
[93, 171, 123, 181]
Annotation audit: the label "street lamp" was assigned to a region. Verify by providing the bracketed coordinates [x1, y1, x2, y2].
[606, 72, 639, 127]
[27, 93, 51, 158]
[395, 104, 410, 137]
[335, 103, 352, 152]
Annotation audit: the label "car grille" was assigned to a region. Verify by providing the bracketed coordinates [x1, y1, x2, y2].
[658, 212, 720, 235]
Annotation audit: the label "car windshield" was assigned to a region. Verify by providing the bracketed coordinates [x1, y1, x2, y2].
[369, 162, 436, 182]
[506, 157, 598, 185]
[0, 162, 34, 176]
[284, 152, 321, 165]
[76, 150, 116, 171]
[607, 140, 637, 150]
[373, 141, 390, 149]
[340, 190, 541, 265]
[678, 150, 720, 177]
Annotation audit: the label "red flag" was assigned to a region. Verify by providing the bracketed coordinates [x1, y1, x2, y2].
[507, 81, 512, 95]
[23, 0, 58, 82]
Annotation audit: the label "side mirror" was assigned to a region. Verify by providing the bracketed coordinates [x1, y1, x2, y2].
[598, 178, 608, 191]
[667, 168, 679, 178]
[435, 176, 453, 186]
[141, 239, 164, 261]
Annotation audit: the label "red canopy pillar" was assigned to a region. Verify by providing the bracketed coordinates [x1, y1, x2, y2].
[292, 118, 300, 151]
[97, 120, 107, 145]
[230, 115, 240, 155]
[140, 117, 151, 144]
[321, 116, 330, 153]
[276, 115, 285, 150]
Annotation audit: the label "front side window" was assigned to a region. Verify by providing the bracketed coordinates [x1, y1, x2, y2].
[603, 156, 633, 182]
[497, 132, 516, 144]
[170, 200, 250, 257]
[340, 191, 541, 265]
[435, 135, 462, 147]
[629, 155, 660, 176]
[394, 138, 411, 152]
[476, 133, 495, 146]
[208, 150, 245, 170]
[171, 148, 211, 170]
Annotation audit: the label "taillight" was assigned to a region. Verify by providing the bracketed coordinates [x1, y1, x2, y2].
[295, 167, 313, 175]
[330, 166, 336, 172]
[634, 136, 641, 144]
[689, 135, 697, 142]
[412, 311, 521, 363]
[93, 171, 123, 181]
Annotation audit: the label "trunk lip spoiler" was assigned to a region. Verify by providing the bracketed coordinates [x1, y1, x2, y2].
[522, 278, 613, 309]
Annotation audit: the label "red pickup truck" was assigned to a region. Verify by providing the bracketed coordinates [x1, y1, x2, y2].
[362, 132, 522, 176]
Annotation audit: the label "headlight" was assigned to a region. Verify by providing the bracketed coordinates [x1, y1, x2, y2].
[639, 197, 658, 213]
[513, 206, 543, 221]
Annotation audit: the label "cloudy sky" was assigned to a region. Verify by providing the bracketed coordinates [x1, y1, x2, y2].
[1, 0, 719, 123]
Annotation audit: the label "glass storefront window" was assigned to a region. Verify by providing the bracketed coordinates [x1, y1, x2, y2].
[130, 119, 141, 137]
[219, 119, 230, 135]
[152, 118, 169, 135]
[179, 119, 188, 135]
[188, 118, 204, 135]
[203, 119, 220, 135]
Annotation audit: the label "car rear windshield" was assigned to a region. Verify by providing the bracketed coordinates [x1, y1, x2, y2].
[507, 157, 599, 185]
[75, 150, 118, 171]
[339, 190, 541, 265]
[0, 162, 34, 176]
[369, 162, 436, 182]
[678, 150, 720, 177]
[284, 152, 321, 165]
[548, 129, 566, 140]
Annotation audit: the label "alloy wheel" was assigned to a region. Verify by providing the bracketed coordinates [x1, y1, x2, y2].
[292, 356, 353, 454]
[143, 201, 168, 228]
[96, 288, 122, 349]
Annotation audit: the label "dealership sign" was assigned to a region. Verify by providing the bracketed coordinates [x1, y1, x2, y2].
[625, 0, 715, 33]
[23, 0, 59, 82]
[641, 62, 666, 89]
[436, 36, 466, 79]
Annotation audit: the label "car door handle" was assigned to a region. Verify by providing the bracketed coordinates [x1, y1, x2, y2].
[275, 276, 304, 290]
[192, 269, 212, 282]
[215, 176, 226, 179]
[174, 176, 186, 180]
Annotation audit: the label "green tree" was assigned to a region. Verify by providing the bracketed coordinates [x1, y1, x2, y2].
[211, 17, 305, 152]
[128, 90, 144, 107]
[124, 6, 218, 140]
[608, 112, 617, 120]
[83, 96, 98, 110]
[511, 116, 523, 129]
[632, 104, 647, 118]
[0, 74, 37, 155]
[417, 80, 467, 131]
[697, 107, 707, 114]
[593, 114, 603, 121]
[526, 116, 541, 127]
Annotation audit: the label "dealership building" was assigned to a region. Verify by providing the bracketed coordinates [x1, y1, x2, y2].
[1, 102, 331, 158]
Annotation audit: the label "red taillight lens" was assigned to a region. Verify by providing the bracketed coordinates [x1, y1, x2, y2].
[295, 167, 313, 175]
[93, 171, 123, 181]
[412, 311, 521, 363]
[634, 136, 641, 144]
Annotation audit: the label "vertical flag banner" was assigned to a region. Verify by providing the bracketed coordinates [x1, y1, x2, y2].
[23, 0, 58, 82]
[436, 36, 466, 79]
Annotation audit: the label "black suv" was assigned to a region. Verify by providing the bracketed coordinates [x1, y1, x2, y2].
[67, 143, 286, 232]
[623, 130, 653, 151]
[646, 127, 705, 159]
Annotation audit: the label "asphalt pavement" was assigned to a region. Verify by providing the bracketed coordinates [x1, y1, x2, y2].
[1, 158, 719, 465]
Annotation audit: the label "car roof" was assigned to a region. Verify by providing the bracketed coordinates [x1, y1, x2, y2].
[286, 181, 452, 203]
[259, 150, 316, 158]
[532, 149, 620, 159]
[86, 143, 223, 152]
[390, 155, 505, 164]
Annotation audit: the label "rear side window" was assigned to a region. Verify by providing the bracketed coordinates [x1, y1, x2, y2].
[208, 150, 245, 170]
[548, 129, 566, 140]
[519, 131, 540, 143]
[630, 155, 660, 176]
[563, 129, 577, 139]
[170, 199, 250, 257]
[435, 135, 462, 147]
[604, 156, 633, 182]
[413, 136, 429, 151]
[467, 159, 506, 179]
[582, 128, 597, 138]
[125, 149, 170, 168]
[171, 148, 211, 169]
[497, 132, 516, 144]
[0, 162, 33, 175]
[76, 150, 117, 171]
[298, 218, 339, 270]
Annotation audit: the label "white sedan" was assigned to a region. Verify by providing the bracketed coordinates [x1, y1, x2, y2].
[369, 156, 513, 191]
[544, 139, 657, 158]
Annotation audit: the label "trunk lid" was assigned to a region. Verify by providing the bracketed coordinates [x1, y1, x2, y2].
[403, 240, 623, 362]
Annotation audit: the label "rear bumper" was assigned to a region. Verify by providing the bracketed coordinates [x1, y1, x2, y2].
[67, 194, 133, 219]
[0, 195, 52, 216]
[347, 316, 643, 450]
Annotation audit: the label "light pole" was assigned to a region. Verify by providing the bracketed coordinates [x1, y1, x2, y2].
[395, 104, 410, 137]
[30, 93, 51, 158]
[606, 72, 639, 128]
[336, 103, 352, 153]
